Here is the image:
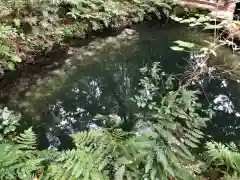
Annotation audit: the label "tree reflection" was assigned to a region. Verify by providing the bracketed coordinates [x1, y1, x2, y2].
[34, 46, 147, 148]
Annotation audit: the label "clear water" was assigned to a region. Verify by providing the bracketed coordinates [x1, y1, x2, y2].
[1, 22, 240, 148]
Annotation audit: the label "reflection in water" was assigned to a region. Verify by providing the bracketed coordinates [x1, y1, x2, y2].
[1, 22, 240, 148]
[213, 94, 235, 113]
[197, 74, 240, 143]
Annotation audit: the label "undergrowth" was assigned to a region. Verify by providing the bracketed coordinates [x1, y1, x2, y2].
[0, 0, 172, 75]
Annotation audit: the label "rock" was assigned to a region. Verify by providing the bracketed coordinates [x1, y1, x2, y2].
[208, 10, 233, 20]
[176, 0, 236, 20]
[209, 0, 236, 20]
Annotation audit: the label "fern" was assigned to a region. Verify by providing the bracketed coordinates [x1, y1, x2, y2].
[204, 141, 240, 173]
[132, 62, 213, 179]
[0, 128, 44, 180]
[16, 127, 37, 150]
[42, 148, 109, 180]
[223, 172, 240, 180]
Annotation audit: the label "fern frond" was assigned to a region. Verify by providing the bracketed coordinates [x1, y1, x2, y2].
[43, 148, 109, 180]
[16, 127, 37, 150]
[0, 142, 44, 180]
[205, 141, 240, 172]
[223, 172, 240, 180]
[71, 129, 104, 147]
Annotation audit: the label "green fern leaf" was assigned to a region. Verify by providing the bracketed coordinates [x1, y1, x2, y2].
[16, 127, 37, 150]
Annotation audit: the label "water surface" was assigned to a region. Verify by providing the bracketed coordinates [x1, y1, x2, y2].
[1, 22, 240, 148]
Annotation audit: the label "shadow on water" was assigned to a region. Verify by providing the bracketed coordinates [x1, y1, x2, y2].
[1, 21, 240, 149]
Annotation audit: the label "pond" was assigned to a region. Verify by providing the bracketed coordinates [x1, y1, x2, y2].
[1, 21, 240, 149]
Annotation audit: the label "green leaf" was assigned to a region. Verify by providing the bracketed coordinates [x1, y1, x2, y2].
[170, 46, 184, 51]
[145, 153, 154, 173]
[8, 125, 16, 132]
[13, 19, 21, 27]
[200, 47, 209, 52]
[115, 165, 125, 180]
[181, 18, 195, 23]
[181, 90, 195, 104]
[2, 120, 9, 125]
[116, 157, 132, 165]
[156, 148, 168, 169]
[210, 49, 217, 57]
[174, 40, 195, 48]
[2, 109, 10, 120]
[184, 139, 198, 148]
[3, 127, 10, 134]
[150, 167, 157, 180]
[203, 23, 223, 30]
[11, 55, 22, 62]
[8, 62, 15, 71]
